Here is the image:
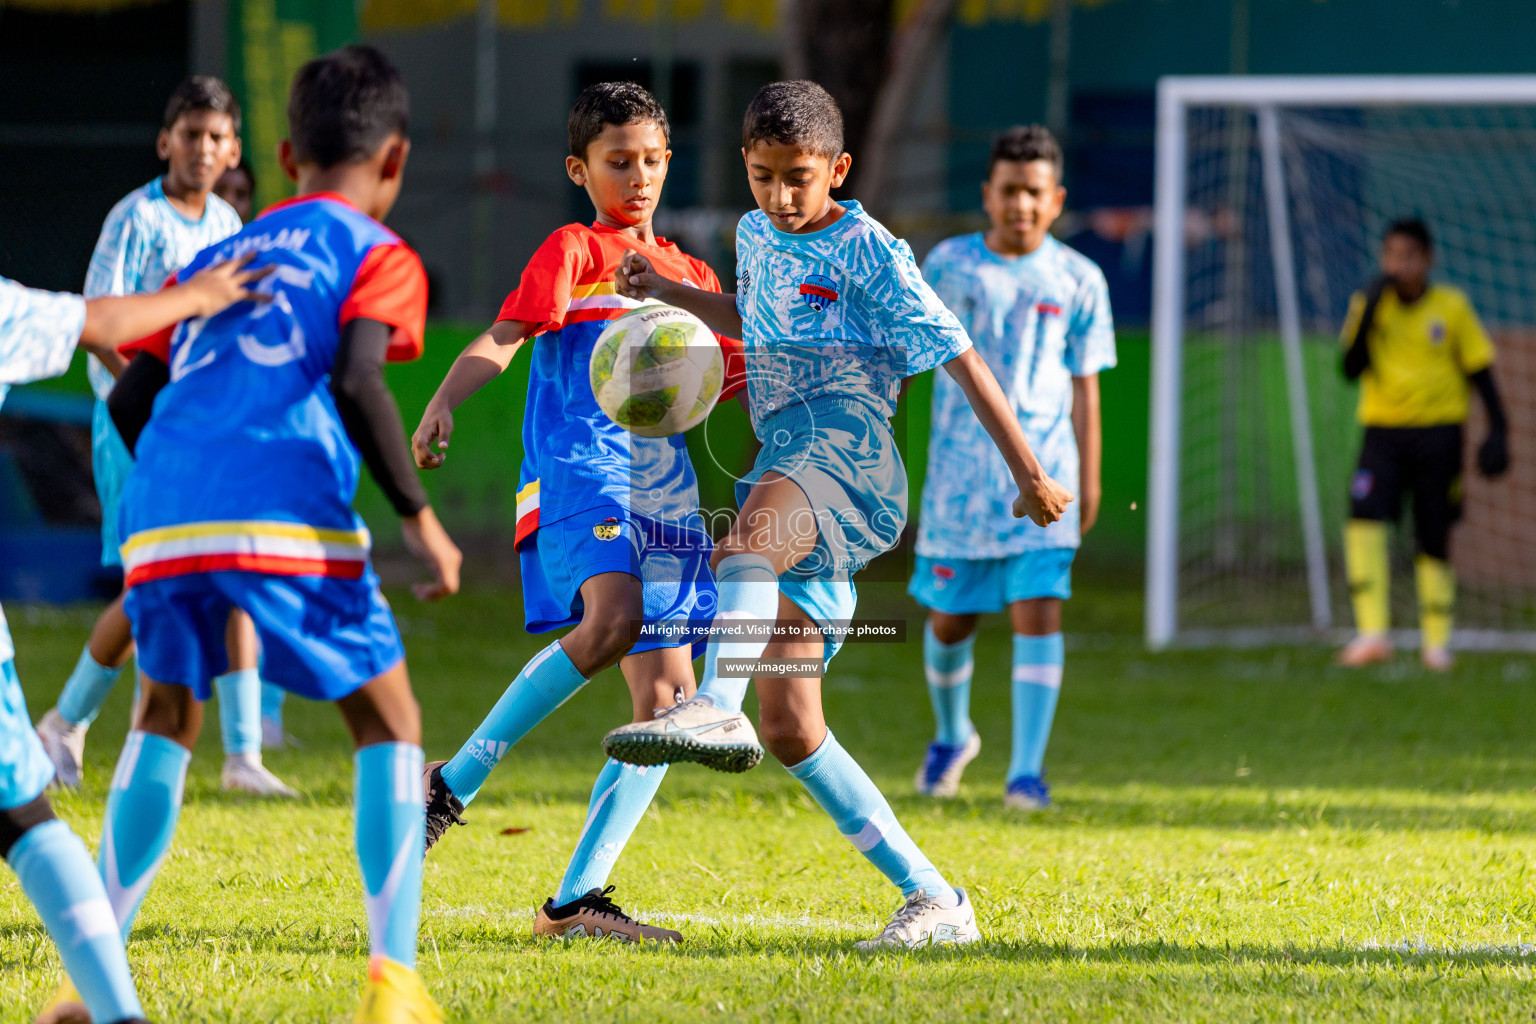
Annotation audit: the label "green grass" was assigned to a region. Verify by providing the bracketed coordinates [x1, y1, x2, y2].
[5, 580, 1536, 1022]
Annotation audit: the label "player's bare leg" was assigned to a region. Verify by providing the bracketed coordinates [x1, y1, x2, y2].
[534, 645, 690, 943]
[217, 610, 296, 797]
[36, 597, 135, 789]
[915, 611, 982, 797]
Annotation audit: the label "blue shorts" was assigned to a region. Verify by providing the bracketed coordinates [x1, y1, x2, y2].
[908, 548, 1076, 615]
[124, 569, 404, 701]
[520, 507, 717, 655]
[92, 400, 134, 568]
[737, 397, 907, 584]
[0, 659, 54, 810]
[779, 577, 857, 666]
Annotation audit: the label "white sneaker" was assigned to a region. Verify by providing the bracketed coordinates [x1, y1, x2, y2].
[36, 709, 88, 789]
[855, 887, 981, 951]
[1421, 647, 1454, 672]
[914, 731, 982, 797]
[222, 754, 299, 797]
[602, 695, 764, 773]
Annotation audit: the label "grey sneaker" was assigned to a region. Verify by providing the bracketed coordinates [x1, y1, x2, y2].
[854, 888, 982, 951]
[36, 709, 87, 789]
[602, 696, 763, 773]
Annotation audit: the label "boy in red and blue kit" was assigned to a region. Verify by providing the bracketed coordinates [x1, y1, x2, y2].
[70, 47, 459, 1022]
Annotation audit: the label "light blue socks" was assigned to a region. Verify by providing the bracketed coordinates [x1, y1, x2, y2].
[439, 640, 587, 805]
[555, 758, 668, 906]
[56, 644, 122, 727]
[1009, 633, 1064, 783]
[923, 622, 975, 746]
[214, 668, 262, 756]
[261, 681, 286, 726]
[787, 730, 955, 904]
[355, 742, 424, 967]
[9, 818, 144, 1023]
[99, 731, 190, 939]
[695, 553, 779, 714]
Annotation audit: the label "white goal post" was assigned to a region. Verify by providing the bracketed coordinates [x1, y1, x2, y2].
[1147, 75, 1536, 650]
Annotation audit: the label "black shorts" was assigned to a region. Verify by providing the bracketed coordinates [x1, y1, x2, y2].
[1349, 424, 1463, 560]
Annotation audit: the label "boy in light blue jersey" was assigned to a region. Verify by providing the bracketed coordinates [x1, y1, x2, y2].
[605, 82, 1073, 949]
[35, 77, 296, 799]
[909, 125, 1116, 810]
[0, 258, 269, 1024]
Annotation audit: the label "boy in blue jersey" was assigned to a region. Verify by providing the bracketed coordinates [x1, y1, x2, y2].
[909, 126, 1116, 810]
[605, 82, 1073, 948]
[410, 82, 741, 942]
[0, 260, 269, 1024]
[66, 47, 460, 1022]
[36, 77, 296, 799]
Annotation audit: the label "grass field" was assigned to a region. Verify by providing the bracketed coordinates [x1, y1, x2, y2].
[4, 578, 1536, 1022]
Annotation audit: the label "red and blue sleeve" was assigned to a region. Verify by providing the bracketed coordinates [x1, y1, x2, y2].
[118, 273, 180, 364]
[497, 229, 586, 335]
[340, 243, 430, 362]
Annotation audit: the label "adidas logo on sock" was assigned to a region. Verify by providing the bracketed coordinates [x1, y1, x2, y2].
[468, 740, 510, 768]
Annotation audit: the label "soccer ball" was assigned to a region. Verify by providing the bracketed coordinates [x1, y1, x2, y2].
[589, 305, 724, 437]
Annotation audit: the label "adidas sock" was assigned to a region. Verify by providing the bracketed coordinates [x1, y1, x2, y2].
[555, 758, 668, 906]
[787, 730, 955, 905]
[8, 819, 143, 1023]
[355, 742, 425, 968]
[439, 641, 587, 805]
[1345, 519, 1391, 636]
[1008, 633, 1064, 784]
[695, 553, 779, 714]
[260, 681, 287, 724]
[1415, 554, 1456, 651]
[56, 644, 122, 727]
[214, 668, 262, 757]
[924, 621, 975, 746]
[98, 731, 190, 938]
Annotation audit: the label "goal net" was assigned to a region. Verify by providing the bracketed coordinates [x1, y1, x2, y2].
[1148, 77, 1536, 649]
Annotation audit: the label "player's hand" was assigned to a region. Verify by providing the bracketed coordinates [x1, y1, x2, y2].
[179, 252, 274, 318]
[616, 250, 666, 301]
[1012, 472, 1074, 528]
[401, 505, 461, 601]
[1478, 430, 1510, 478]
[412, 404, 453, 470]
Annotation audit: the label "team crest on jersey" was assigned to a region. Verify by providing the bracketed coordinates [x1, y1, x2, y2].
[799, 274, 840, 312]
[1429, 320, 1446, 345]
[593, 518, 622, 542]
[1036, 302, 1062, 317]
[932, 563, 955, 590]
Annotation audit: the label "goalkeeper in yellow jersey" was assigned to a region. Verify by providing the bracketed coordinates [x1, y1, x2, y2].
[1337, 218, 1510, 671]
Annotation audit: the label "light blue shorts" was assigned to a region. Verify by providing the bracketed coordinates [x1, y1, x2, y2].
[519, 506, 717, 655]
[0, 659, 54, 810]
[125, 569, 404, 702]
[92, 400, 134, 568]
[908, 548, 1076, 615]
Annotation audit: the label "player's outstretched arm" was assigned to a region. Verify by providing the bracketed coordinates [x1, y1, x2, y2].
[1072, 373, 1103, 534]
[944, 347, 1073, 527]
[616, 250, 744, 338]
[412, 318, 530, 469]
[1470, 366, 1511, 477]
[78, 253, 271, 355]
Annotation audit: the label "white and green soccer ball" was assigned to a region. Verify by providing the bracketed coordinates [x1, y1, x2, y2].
[589, 305, 724, 438]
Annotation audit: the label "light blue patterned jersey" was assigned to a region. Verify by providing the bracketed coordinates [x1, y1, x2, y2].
[733, 201, 971, 435]
[916, 233, 1116, 558]
[83, 177, 242, 399]
[0, 277, 88, 659]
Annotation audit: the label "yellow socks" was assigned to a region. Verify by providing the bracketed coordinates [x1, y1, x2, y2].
[1344, 520, 1390, 636]
[1415, 554, 1455, 652]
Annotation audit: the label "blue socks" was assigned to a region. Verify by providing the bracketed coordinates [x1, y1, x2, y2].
[9, 819, 143, 1023]
[99, 731, 190, 938]
[1009, 633, 1064, 783]
[696, 553, 779, 714]
[214, 668, 262, 756]
[56, 644, 122, 727]
[355, 742, 424, 968]
[439, 640, 587, 805]
[555, 758, 667, 906]
[923, 622, 975, 746]
[787, 731, 954, 903]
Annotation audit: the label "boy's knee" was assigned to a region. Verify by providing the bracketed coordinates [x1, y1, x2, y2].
[0, 794, 55, 862]
[759, 715, 817, 766]
[928, 613, 975, 647]
[136, 684, 200, 749]
[573, 616, 643, 672]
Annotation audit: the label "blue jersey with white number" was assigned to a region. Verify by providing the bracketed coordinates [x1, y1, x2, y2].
[916, 233, 1116, 558]
[733, 201, 971, 435]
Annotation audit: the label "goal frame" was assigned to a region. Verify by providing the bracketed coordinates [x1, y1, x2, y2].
[1147, 75, 1536, 650]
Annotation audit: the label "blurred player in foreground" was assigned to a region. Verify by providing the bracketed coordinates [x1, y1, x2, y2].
[412, 82, 741, 942]
[2, 259, 269, 1024]
[909, 125, 1115, 810]
[53, 46, 460, 1023]
[35, 77, 296, 797]
[606, 81, 1072, 949]
[1337, 218, 1510, 671]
